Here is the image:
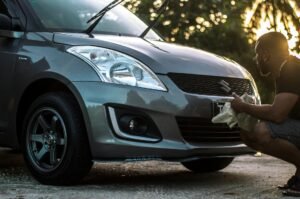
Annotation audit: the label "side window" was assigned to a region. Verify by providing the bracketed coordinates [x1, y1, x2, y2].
[0, 1, 9, 16]
[0, 1, 12, 31]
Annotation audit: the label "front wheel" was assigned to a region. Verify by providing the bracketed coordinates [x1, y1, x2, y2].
[22, 92, 93, 185]
[181, 157, 234, 173]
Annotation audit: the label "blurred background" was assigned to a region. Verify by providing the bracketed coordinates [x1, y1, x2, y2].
[123, 0, 300, 103]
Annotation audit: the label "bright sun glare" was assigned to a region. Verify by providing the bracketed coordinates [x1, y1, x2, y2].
[243, 0, 300, 53]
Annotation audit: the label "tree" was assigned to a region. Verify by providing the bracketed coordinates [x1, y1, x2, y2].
[244, 0, 300, 52]
[123, 0, 250, 56]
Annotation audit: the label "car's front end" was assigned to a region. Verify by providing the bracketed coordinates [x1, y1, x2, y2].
[58, 34, 260, 161]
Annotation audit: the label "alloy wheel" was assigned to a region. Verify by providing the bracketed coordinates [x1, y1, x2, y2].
[26, 108, 68, 172]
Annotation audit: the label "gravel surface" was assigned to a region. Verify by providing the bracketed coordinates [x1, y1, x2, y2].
[0, 148, 296, 199]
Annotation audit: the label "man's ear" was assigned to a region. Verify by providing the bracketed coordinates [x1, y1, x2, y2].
[263, 51, 271, 62]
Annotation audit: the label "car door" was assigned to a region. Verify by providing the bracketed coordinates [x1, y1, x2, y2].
[0, 1, 18, 135]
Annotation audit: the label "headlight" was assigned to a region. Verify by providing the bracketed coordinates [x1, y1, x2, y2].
[67, 46, 167, 91]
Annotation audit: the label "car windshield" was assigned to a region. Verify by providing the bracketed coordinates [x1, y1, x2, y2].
[25, 0, 161, 40]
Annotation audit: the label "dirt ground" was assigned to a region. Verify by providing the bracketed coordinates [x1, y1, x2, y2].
[0, 148, 297, 199]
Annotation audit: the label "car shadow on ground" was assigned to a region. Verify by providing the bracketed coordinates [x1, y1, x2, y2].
[0, 149, 286, 199]
[82, 162, 255, 188]
[0, 149, 24, 168]
[0, 148, 256, 189]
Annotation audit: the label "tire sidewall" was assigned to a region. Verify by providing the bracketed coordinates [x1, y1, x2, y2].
[21, 92, 88, 182]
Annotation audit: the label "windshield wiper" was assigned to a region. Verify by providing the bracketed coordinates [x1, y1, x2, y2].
[140, 0, 170, 38]
[84, 0, 125, 34]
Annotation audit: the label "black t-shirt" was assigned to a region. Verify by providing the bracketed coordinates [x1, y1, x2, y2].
[276, 55, 300, 120]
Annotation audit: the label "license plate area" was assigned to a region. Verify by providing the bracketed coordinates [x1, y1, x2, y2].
[212, 101, 226, 117]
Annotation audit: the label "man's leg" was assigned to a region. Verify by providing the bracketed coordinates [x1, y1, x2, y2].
[240, 122, 300, 168]
[241, 121, 300, 195]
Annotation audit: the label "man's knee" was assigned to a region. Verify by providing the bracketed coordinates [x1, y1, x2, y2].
[241, 122, 273, 150]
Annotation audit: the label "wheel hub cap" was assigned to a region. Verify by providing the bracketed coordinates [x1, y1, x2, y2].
[44, 133, 56, 147]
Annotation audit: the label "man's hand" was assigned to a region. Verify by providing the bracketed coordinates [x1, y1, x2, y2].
[230, 92, 298, 123]
[231, 93, 245, 113]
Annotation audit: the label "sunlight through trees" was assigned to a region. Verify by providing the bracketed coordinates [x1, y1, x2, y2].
[244, 0, 300, 52]
[123, 0, 300, 53]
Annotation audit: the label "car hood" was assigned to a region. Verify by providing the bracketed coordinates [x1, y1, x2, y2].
[54, 33, 251, 79]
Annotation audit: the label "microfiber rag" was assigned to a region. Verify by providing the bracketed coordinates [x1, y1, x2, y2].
[212, 94, 259, 132]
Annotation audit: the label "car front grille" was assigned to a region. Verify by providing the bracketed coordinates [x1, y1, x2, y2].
[168, 73, 254, 96]
[177, 117, 241, 143]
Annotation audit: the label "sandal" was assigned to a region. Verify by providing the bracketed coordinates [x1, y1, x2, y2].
[283, 189, 300, 197]
[278, 175, 297, 190]
[282, 177, 300, 197]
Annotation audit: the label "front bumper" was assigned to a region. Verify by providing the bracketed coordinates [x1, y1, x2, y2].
[71, 75, 255, 161]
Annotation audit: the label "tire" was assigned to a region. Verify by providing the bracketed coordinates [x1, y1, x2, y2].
[181, 157, 234, 173]
[21, 92, 93, 185]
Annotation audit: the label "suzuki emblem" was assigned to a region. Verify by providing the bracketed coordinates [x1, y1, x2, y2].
[218, 80, 232, 94]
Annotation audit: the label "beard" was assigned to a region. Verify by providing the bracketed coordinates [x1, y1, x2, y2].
[257, 61, 272, 77]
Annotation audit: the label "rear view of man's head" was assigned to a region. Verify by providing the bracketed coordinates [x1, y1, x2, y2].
[254, 32, 290, 77]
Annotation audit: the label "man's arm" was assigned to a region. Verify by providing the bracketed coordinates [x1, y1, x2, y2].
[231, 93, 299, 123]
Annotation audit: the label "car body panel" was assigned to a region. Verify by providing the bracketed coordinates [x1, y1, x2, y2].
[0, 32, 101, 147]
[0, 36, 19, 144]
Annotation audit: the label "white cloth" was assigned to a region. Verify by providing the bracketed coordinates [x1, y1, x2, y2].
[212, 94, 259, 132]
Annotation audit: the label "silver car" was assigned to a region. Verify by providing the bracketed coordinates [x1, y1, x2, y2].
[0, 0, 259, 185]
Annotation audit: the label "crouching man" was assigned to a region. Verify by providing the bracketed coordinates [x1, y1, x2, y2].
[231, 32, 300, 197]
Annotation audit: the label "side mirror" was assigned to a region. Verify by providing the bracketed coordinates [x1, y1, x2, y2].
[0, 14, 12, 30]
[0, 14, 24, 38]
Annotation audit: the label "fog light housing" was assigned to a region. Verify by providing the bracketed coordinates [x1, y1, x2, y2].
[107, 106, 161, 142]
[119, 116, 148, 136]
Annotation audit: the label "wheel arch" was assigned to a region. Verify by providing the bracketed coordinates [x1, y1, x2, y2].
[16, 78, 91, 149]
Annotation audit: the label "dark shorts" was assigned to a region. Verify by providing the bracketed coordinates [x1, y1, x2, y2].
[267, 119, 300, 148]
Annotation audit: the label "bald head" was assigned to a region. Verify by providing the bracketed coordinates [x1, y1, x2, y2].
[254, 32, 290, 78]
[256, 32, 289, 57]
